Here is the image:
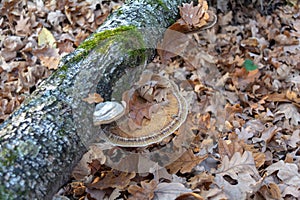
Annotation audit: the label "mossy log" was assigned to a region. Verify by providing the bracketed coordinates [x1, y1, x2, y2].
[0, 0, 193, 199]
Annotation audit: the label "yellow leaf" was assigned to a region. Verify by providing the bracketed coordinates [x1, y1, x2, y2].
[38, 27, 56, 48]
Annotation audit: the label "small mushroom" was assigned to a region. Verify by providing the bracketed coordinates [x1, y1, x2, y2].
[93, 101, 126, 126]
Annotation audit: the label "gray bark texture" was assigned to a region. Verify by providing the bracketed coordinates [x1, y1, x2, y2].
[0, 0, 192, 199]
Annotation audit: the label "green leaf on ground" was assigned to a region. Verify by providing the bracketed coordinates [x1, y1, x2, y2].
[243, 59, 258, 71]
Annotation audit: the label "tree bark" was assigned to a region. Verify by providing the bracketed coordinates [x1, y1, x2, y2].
[0, 0, 193, 199]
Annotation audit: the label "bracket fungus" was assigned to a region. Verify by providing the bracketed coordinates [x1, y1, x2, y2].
[93, 71, 188, 147]
[93, 101, 126, 126]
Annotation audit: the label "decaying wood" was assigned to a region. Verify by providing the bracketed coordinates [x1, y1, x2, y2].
[0, 0, 192, 199]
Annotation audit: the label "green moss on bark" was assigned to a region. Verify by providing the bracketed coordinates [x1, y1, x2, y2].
[0, 185, 16, 200]
[156, 0, 169, 10]
[58, 25, 146, 73]
[0, 149, 18, 167]
[79, 26, 139, 51]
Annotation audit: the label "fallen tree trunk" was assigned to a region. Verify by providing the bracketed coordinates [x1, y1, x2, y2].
[0, 0, 192, 199]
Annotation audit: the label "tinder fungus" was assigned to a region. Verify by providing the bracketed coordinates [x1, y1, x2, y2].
[94, 71, 188, 147]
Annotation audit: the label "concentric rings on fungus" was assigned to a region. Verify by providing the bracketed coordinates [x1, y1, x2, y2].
[94, 73, 188, 147]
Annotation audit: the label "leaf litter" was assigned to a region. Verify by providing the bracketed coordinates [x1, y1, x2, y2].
[1, 0, 300, 199]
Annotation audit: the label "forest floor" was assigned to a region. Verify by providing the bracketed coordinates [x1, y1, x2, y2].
[1, 0, 300, 199]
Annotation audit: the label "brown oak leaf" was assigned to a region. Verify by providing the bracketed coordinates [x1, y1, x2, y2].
[258, 183, 281, 200]
[136, 74, 171, 103]
[33, 46, 61, 70]
[128, 180, 157, 200]
[166, 149, 208, 174]
[188, 172, 214, 190]
[243, 143, 266, 168]
[178, 1, 209, 28]
[57, 40, 75, 54]
[15, 13, 31, 36]
[218, 138, 244, 160]
[168, 0, 212, 34]
[39, 56, 60, 70]
[127, 91, 157, 127]
[157, 0, 214, 63]
[231, 67, 261, 91]
[87, 170, 136, 190]
[215, 151, 261, 199]
[265, 160, 300, 187]
[72, 145, 106, 180]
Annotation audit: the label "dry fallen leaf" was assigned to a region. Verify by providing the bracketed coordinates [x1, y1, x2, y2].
[287, 130, 300, 148]
[177, 1, 209, 29]
[188, 172, 214, 190]
[218, 138, 244, 160]
[215, 151, 261, 199]
[200, 187, 229, 200]
[72, 145, 106, 180]
[85, 188, 106, 200]
[258, 183, 282, 200]
[157, 0, 215, 63]
[88, 159, 102, 177]
[265, 160, 300, 187]
[70, 182, 86, 197]
[157, 29, 190, 63]
[128, 180, 157, 200]
[82, 93, 104, 104]
[166, 149, 208, 174]
[126, 91, 157, 127]
[154, 182, 192, 200]
[15, 13, 31, 36]
[275, 103, 300, 126]
[39, 56, 60, 70]
[232, 67, 261, 91]
[3, 36, 24, 52]
[87, 170, 136, 190]
[57, 40, 75, 54]
[136, 73, 171, 103]
[38, 27, 57, 48]
[175, 192, 204, 200]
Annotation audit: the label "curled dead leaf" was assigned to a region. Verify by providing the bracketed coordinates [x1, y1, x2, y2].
[128, 180, 157, 200]
[188, 172, 214, 190]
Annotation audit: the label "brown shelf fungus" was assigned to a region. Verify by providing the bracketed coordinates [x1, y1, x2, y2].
[93, 71, 188, 147]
